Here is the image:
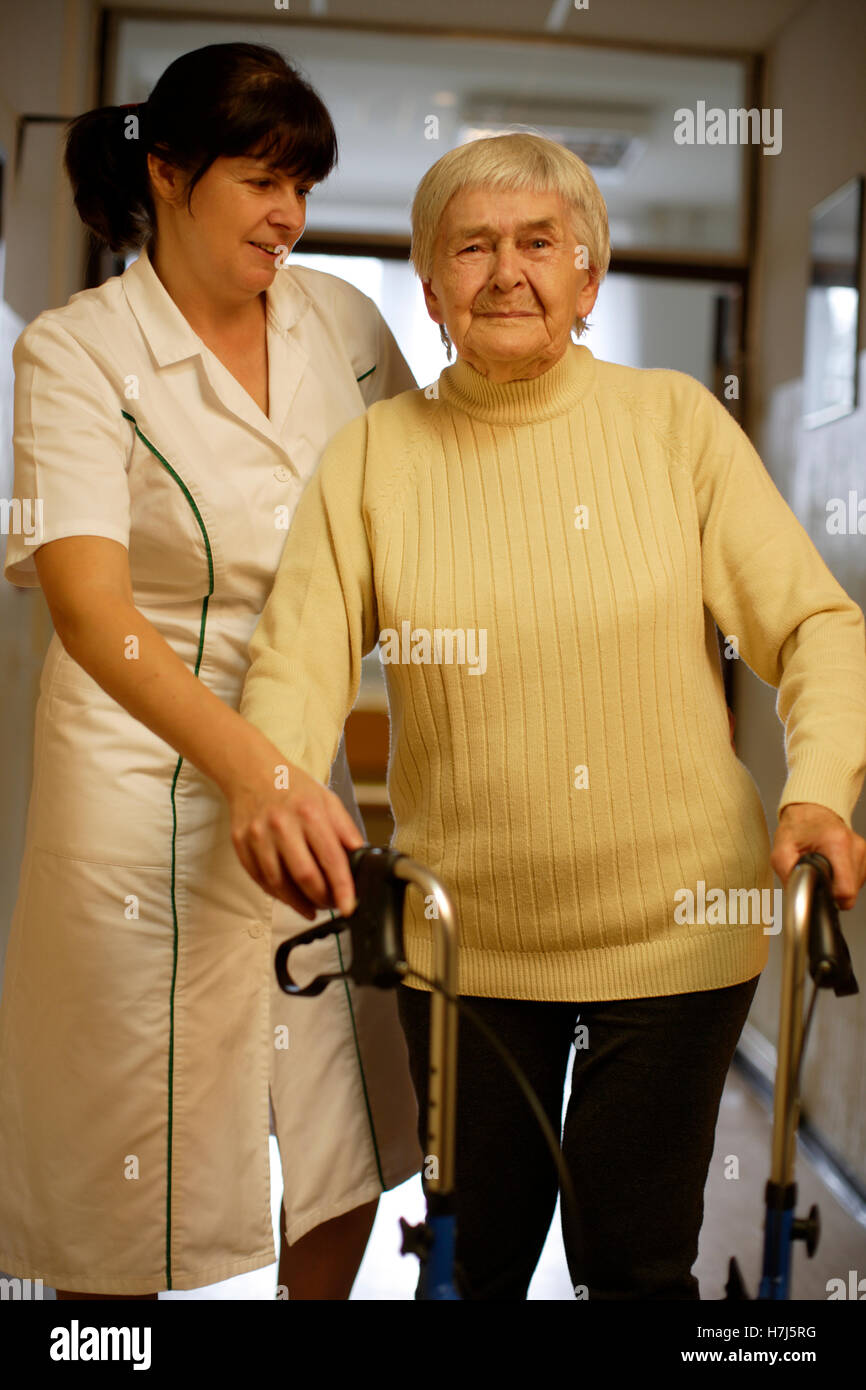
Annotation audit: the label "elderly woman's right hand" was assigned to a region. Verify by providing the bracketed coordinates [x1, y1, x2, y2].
[226, 756, 365, 920]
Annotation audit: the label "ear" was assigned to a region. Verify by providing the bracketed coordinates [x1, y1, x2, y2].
[421, 277, 444, 327]
[146, 153, 187, 209]
[576, 275, 600, 321]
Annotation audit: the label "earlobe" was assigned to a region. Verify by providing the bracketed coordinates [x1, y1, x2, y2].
[421, 278, 443, 326]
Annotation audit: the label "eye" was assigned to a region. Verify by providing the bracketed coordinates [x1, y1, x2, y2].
[460, 244, 483, 254]
[248, 178, 312, 198]
[530, 238, 551, 248]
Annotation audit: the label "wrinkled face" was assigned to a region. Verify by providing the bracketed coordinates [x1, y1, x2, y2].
[150, 153, 313, 294]
[422, 185, 600, 375]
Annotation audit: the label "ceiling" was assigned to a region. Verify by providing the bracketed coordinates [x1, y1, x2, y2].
[110, 0, 811, 54]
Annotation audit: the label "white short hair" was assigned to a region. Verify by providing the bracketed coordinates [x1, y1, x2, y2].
[410, 131, 611, 337]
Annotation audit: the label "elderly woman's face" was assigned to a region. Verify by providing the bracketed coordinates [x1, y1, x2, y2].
[422, 185, 599, 380]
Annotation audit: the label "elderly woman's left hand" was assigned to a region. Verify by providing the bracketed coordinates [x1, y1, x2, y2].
[771, 802, 866, 909]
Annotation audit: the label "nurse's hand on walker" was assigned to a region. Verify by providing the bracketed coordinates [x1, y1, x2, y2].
[226, 756, 365, 921]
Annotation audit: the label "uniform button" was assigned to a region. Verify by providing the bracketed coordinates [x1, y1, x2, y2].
[247, 920, 265, 939]
[274, 465, 294, 482]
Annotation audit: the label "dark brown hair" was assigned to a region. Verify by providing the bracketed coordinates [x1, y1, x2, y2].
[64, 42, 337, 251]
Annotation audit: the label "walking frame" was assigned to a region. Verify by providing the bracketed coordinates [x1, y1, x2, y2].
[274, 845, 858, 1301]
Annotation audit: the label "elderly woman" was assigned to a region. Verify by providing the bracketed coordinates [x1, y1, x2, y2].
[231, 133, 866, 1300]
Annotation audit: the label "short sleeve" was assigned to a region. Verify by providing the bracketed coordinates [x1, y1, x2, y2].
[4, 318, 129, 589]
[316, 273, 416, 407]
[356, 302, 417, 408]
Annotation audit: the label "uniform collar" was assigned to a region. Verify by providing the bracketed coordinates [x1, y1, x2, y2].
[120, 243, 313, 461]
[122, 242, 311, 367]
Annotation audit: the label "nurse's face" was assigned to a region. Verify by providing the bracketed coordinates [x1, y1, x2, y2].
[148, 153, 313, 299]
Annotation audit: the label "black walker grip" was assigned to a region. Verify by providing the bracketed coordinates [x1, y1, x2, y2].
[274, 917, 349, 997]
[799, 852, 858, 997]
[274, 845, 409, 996]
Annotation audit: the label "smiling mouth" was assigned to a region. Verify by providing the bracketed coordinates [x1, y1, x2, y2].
[250, 242, 282, 256]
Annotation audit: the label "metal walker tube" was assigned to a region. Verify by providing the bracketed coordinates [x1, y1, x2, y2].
[771, 860, 819, 1187]
[392, 857, 459, 1195]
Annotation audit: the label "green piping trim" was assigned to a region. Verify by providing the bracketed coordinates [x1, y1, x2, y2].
[355, 364, 376, 383]
[121, 410, 214, 1289]
[331, 908, 387, 1188]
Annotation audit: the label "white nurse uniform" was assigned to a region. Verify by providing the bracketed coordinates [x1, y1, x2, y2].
[0, 245, 423, 1294]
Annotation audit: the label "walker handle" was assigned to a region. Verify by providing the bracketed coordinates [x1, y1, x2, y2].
[274, 917, 350, 997]
[274, 846, 409, 996]
[801, 852, 858, 997]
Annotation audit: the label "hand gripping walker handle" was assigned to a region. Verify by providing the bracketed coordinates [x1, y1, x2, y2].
[274, 845, 409, 996]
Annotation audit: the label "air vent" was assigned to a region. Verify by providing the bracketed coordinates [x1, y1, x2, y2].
[458, 97, 651, 180]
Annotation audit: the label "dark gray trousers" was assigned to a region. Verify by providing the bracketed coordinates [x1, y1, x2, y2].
[396, 973, 760, 1300]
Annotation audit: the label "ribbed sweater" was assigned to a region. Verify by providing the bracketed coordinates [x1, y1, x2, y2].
[240, 343, 866, 1001]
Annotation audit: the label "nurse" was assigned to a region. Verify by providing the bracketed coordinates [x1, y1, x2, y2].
[0, 42, 422, 1299]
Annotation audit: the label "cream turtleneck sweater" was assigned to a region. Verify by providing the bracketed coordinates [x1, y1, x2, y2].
[240, 343, 866, 1001]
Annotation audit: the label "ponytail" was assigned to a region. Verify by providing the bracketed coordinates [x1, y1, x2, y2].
[64, 103, 153, 252]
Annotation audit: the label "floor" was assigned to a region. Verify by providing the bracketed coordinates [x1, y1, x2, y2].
[157, 1051, 866, 1302]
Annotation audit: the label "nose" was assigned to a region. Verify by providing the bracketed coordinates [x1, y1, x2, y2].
[272, 185, 307, 240]
[490, 243, 525, 292]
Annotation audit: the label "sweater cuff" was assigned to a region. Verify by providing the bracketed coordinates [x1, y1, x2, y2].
[777, 746, 865, 829]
